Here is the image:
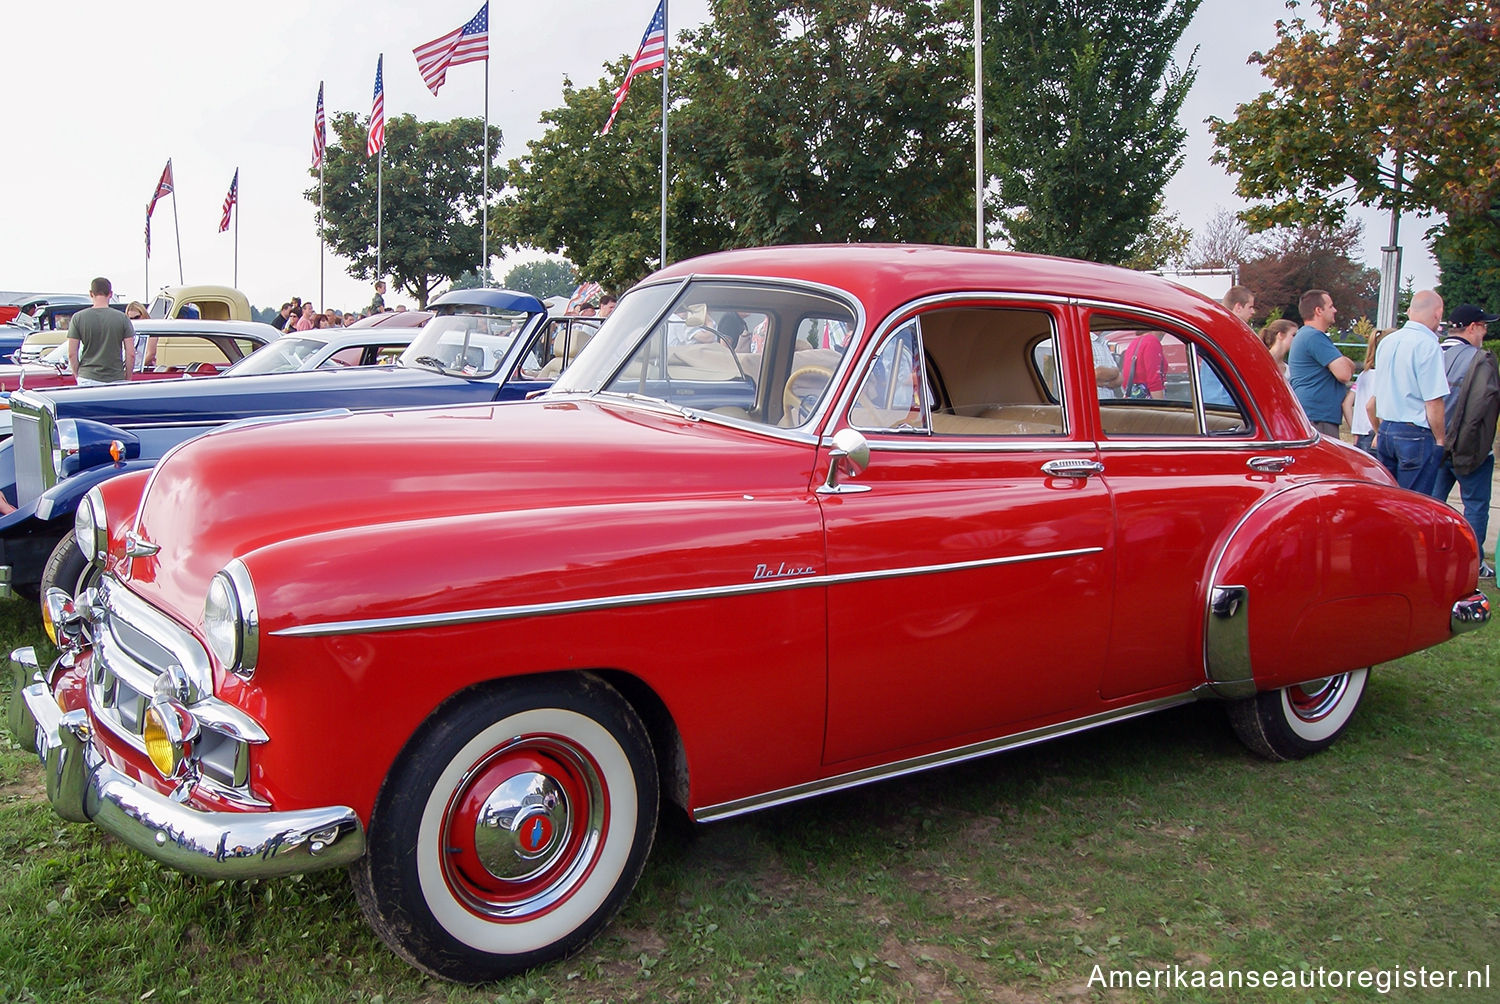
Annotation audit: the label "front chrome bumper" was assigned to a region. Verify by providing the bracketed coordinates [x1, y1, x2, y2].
[1451, 591, 1490, 634]
[7, 646, 366, 879]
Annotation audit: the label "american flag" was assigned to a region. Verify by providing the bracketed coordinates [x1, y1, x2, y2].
[566, 282, 603, 313]
[413, 3, 489, 96]
[147, 159, 173, 218]
[367, 55, 386, 158]
[602, 1, 666, 135]
[218, 169, 238, 233]
[312, 82, 326, 169]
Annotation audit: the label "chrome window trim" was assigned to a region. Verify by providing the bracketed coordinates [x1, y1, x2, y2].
[850, 438, 1098, 455]
[829, 292, 1073, 441]
[1072, 296, 1276, 439]
[562, 273, 866, 439]
[272, 545, 1106, 639]
[695, 691, 1199, 822]
[1095, 437, 1317, 452]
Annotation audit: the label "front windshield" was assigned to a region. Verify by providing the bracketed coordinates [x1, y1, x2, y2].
[222, 337, 326, 375]
[41, 343, 70, 365]
[148, 295, 170, 319]
[398, 310, 531, 377]
[551, 279, 859, 428]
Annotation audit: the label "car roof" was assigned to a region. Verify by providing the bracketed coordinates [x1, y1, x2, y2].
[428, 288, 546, 314]
[131, 319, 281, 341]
[650, 244, 1224, 327]
[348, 309, 434, 329]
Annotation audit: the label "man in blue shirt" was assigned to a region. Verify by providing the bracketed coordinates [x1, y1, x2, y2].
[1287, 289, 1355, 436]
[1365, 290, 1450, 495]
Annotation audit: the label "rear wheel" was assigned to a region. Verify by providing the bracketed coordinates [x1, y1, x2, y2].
[352, 674, 658, 983]
[1228, 669, 1369, 761]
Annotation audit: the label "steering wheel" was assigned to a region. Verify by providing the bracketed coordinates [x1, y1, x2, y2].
[782, 364, 835, 425]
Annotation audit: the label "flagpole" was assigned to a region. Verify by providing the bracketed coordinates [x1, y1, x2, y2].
[482, 57, 489, 286]
[171, 184, 184, 284]
[659, 0, 669, 269]
[234, 173, 240, 287]
[974, 0, 984, 248]
[319, 159, 326, 309]
[377, 147, 384, 286]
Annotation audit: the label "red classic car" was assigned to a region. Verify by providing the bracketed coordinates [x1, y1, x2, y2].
[8, 245, 1488, 982]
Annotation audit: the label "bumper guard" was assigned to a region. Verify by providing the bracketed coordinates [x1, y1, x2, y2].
[8, 646, 365, 880]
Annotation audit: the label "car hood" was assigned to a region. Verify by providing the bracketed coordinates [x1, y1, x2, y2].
[32, 364, 502, 426]
[122, 398, 817, 622]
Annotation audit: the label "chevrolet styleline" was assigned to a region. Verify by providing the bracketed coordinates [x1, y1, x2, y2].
[5, 245, 1488, 982]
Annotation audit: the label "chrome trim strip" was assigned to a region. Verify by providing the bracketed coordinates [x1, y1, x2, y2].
[273, 545, 1106, 638]
[102, 580, 213, 696]
[695, 691, 1199, 822]
[855, 439, 1098, 454]
[222, 558, 260, 679]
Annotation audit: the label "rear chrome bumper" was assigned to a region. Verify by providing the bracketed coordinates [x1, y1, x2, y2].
[1451, 591, 1490, 634]
[8, 646, 365, 879]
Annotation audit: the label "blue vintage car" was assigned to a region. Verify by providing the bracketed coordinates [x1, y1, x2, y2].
[0, 288, 596, 599]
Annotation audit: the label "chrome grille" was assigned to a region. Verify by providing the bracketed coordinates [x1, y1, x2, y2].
[8, 394, 53, 507]
[89, 578, 268, 807]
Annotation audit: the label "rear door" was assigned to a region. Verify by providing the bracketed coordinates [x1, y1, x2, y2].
[819, 299, 1115, 765]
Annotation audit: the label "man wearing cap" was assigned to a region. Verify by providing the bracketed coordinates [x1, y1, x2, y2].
[1434, 303, 1500, 577]
[1365, 289, 1450, 495]
[67, 276, 135, 385]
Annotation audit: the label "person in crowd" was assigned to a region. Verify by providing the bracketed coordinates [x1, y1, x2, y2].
[1346, 329, 1390, 454]
[370, 280, 386, 313]
[67, 276, 135, 385]
[125, 301, 148, 321]
[1118, 330, 1167, 399]
[600, 294, 617, 317]
[1432, 303, 1500, 577]
[272, 302, 293, 331]
[1223, 285, 1256, 327]
[1259, 319, 1297, 376]
[1365, 290, 1450, 495]
[294, 304, 315, 331]
[1288, 289, 1355, 437]
[1091, 329, 1121, 397]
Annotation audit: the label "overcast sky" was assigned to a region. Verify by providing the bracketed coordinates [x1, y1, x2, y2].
[0, 0, 1436, 313]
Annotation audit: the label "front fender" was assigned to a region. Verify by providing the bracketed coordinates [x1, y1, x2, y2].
[31, 459, 160, 524]
[1206, 480, 1479, 696]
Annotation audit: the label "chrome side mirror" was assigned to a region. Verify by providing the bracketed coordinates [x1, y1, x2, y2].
[820, 428, 871, 494]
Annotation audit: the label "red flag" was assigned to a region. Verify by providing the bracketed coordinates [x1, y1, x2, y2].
[218, 169, 238, 233]
[413, 3, 489, 96]
[602, 2, 666, 135]
[147, 159, 174, 218]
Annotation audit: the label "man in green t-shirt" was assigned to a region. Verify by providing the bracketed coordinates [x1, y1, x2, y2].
[67, 277, 136, 384]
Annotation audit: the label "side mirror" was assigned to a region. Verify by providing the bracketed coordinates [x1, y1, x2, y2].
[820, 428, 871, 494]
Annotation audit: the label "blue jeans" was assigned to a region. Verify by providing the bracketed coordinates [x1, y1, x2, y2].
[1375, 421, 1443, 496]
[1433, 452, 1493, 563]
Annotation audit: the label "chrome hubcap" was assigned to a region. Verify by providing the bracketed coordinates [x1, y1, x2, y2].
[472, 771, 570, 881]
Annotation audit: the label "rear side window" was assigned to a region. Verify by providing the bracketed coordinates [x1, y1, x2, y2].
[1094, 316, 1252, 438]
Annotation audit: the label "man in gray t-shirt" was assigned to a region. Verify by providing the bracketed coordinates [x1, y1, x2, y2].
[67, 276, 136, 384]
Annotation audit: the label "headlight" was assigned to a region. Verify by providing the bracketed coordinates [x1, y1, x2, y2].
[203, 560, 259, 678]
[74, 487, 108, 566]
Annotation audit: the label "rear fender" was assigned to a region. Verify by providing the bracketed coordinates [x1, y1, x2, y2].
[1205, 481, 1478, 696]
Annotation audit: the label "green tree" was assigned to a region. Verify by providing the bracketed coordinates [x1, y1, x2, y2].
[675, 0, 972, 247]
[1435, 202, 1500, 312]
[448, 268, 499, 291]
[1121, 206, 1192, 271]
[984, 0, 1200, 264]
[501, 1, 975, 288]
[498, 60, 722, 292]
[310, 112, 500, 307]
[502, 258, 580, 299]
[1209, 1, 1500, 231]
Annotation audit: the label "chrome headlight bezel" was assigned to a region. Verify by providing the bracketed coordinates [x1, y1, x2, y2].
[203, 560, 259, 679]
[74, 486, 108, 566]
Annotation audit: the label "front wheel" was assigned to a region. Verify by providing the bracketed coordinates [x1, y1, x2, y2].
[352, 674, 659, 983]
[1227, 668, 1369, 761]
[40, 533, 96, 603]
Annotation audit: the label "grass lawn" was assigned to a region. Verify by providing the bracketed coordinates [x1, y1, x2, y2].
[2, 591, 1496, 1002]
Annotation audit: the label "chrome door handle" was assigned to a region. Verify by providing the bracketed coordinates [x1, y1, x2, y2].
[1041, 459, 1105, 478]
[1247, 455, 1294, 473]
